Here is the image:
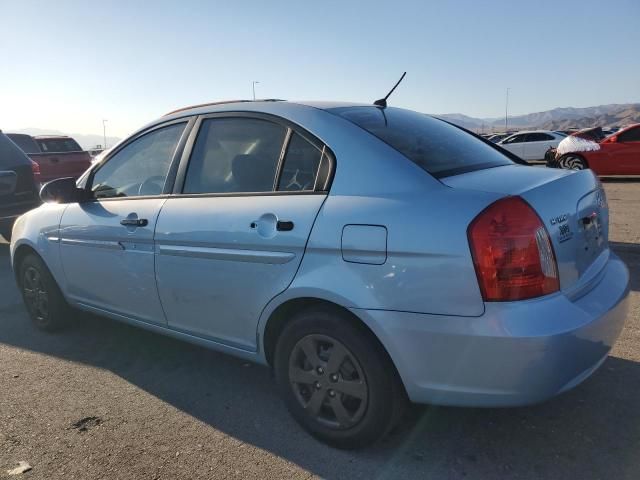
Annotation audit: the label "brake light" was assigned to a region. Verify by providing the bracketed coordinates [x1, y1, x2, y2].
[30, 160, 41, 183]
[468, 196, 559, 301]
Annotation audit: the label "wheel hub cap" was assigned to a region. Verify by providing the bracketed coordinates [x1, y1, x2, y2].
[288, 334, 368, 430]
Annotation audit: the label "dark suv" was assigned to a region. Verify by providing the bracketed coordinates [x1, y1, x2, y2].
[0, 131, 40, 241]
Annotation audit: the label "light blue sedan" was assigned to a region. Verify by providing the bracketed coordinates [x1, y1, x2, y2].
[10, 100, 630, 448]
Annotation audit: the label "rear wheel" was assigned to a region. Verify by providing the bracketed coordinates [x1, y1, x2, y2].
[559, 154, 587, 170]
[18, 253, 70, 331]
[274, 307, 406, 449]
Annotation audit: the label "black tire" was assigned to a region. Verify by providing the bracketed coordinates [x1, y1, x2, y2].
[558, 154, 587, 170]
[18, 253, 70, 331]
[274, 306, 407, 449]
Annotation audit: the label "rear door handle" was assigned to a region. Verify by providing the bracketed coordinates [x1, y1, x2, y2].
[276, 220, 294, 231]
[120, 218, 148, 227]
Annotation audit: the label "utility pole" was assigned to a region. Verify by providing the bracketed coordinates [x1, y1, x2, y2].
[505, 88, 510, 132]
[102, 119, 108, 149]
[252, 81, 260, 101]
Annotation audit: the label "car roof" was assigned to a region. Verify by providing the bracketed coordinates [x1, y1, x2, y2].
[617, 123, 640, 133]
[507, 130, 557, 135]
[162, 99, 376, 117]
[33, 135, 72, 139]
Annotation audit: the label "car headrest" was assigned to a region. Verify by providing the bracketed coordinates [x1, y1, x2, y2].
[231, 154, 274, 192]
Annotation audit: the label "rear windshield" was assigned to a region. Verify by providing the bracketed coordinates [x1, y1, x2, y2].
[6, 134, 40, 154]
[0, 134, 31, 168]
[329, 106, 513, 178]
[35, 138, 83, 153]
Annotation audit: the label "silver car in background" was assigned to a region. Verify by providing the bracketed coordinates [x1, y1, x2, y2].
[10, 101, 630, 448]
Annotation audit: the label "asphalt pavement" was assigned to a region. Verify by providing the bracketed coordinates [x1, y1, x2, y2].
[1, 179, 639, 479]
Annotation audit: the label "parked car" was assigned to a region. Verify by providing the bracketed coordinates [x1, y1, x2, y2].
[0, 131, 40, 241]
[10, 101, 629, 448]
[498, 130, 565, 160]
[548, 123, 640, 174]
[6, 134, 92, 183]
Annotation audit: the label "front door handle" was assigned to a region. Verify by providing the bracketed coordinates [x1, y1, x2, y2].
[276, 220, 294, 231]
[120, 218, 148, 227]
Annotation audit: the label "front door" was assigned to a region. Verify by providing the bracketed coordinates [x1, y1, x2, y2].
[522, 133, 556, 160]
[500, 134, 526, 159]
[154, 115, 332, 351]
[59, 121, 189, 325]
[616, 126, 640, 175]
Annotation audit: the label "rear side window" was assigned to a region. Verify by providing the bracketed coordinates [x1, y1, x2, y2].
[0, 134, 31, 168]
[330, 107, 512, 177]
[6, 134, 40, 154]
[36, 138, 82, 153]
[277, 132, 327, 192]
[183, 118, 287, 194]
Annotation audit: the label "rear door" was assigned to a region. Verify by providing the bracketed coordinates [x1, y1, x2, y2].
[154, 114, 333, 351]
[59, 120, 191, 325]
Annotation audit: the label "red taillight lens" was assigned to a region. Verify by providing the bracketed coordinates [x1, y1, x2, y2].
[30, 160, 41, 182]
[468, 196, 559, 301]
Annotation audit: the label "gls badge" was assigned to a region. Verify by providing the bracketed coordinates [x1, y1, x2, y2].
[550, 213, 573, 243]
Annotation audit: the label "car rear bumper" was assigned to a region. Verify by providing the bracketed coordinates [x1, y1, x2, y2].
[353, 252, 630, 407]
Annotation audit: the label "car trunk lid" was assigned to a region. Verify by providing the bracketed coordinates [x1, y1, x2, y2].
[441, 164, 608, 292]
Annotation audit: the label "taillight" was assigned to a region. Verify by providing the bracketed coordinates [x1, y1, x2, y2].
[468, 196, 559, 301]
[30, 160, 41, 183]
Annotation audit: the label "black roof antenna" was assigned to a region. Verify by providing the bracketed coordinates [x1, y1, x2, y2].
[374, 72, 407, 108]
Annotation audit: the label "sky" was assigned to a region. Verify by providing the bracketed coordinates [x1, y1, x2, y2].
[1, 0, 639, 139]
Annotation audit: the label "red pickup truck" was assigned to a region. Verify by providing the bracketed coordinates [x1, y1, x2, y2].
[6, 134, 92, 183]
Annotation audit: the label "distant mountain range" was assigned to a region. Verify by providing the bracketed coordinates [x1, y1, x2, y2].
[10, 103, 640, 147]
[11, 128, 121, 151]
[437, 103, 640, 132]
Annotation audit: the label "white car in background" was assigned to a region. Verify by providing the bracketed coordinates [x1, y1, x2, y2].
[498, 130, 566, 161]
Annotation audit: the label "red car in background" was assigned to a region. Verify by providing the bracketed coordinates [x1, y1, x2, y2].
[6, 134, 92, 183]
[548, 124, 640, 175]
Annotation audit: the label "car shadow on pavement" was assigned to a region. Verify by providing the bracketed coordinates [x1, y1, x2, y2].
[1, 241, 639, 479]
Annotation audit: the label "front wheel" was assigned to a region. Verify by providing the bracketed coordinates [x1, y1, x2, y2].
[274, 307, 406, 449]
[559, 154, 587, 170]
[18, 253, 70, 331]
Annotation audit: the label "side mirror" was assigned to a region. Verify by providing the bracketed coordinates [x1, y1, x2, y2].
[608, 135, 618, 143]
[40, 177, 87, 204]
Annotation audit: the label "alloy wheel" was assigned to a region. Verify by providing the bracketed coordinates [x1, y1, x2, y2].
[560, 155, 585, 170]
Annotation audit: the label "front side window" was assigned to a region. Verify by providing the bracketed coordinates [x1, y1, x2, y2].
[618, 127, 640, 142]
[183, 117, 286, 194]
[502, 135, 524, 144]
[526, 133, 554, 142]
[91, 122, 186, 199]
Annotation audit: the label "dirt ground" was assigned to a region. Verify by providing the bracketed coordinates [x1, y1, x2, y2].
[0, 179, 639, 479]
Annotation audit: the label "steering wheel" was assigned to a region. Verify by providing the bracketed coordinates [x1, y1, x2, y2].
[137, 176, 165, 196]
